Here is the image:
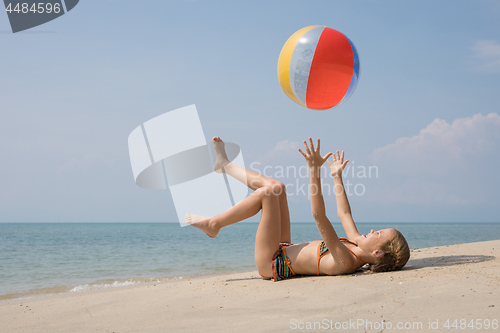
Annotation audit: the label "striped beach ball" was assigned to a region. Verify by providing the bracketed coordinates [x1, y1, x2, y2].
[277, 26, 360, 110]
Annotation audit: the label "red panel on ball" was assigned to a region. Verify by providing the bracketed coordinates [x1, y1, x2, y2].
[306, 28, 354, 110]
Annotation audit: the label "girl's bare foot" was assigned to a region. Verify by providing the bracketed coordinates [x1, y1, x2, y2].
[212, 136, 230, 173]
[185, 213, 219, 238]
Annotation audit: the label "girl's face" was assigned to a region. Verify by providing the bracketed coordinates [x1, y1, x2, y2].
[357, 228, 395, 255]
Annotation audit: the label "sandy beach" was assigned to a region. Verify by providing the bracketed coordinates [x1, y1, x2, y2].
[1, 240, 498, 332]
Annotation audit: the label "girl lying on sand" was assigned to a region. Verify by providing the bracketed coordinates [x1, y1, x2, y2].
[187, 137, 410, 281]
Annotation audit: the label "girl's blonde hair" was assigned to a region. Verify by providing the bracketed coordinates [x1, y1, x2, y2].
[369, 229, 410, 273]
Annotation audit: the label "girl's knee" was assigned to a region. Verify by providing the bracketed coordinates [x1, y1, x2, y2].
[267, 180, 287, 196]
[255, 185, 280, 198]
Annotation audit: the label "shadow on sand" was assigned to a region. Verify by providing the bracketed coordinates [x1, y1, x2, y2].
[224, 254, 496, 282]
[225, 277, 262, 282]
[402, 254, 496, 271]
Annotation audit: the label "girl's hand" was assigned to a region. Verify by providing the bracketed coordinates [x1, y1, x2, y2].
[298, 138, 333, 170]
[327, 150, 349, 178]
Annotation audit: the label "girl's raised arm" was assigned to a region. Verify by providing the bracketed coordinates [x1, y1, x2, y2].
[299, 138, 355, 274]
[327, 151, 361, 240]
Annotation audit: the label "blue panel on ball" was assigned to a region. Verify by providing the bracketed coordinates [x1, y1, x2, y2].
[337, 37, 360, 107]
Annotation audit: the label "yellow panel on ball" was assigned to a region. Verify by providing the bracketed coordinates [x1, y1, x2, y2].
[277, 25, 321, 108]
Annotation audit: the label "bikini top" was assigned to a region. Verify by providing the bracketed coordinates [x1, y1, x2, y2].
[339, 237, 367, 265]
[317, 237, 367, 275]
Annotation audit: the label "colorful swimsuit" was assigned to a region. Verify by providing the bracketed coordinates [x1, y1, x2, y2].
[259, 243, 295, 281]
[316, 237, 366, 275]
[271, 243, 295, 281]
[262, 238, 366, 281]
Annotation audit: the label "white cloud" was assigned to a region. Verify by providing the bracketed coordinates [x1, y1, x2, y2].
[470, 40, 500, 73]
[370, 113, 500, 204]
[256, 140, 302, 164]
[269, 140, 301, 154]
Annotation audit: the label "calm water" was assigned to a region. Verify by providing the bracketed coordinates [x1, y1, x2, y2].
[1, 222, 499, 300]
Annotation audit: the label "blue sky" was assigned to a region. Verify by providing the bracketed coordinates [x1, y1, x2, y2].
[1, 0, 499, 222]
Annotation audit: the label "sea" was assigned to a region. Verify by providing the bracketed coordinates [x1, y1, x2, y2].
[1, 222, 499, 301]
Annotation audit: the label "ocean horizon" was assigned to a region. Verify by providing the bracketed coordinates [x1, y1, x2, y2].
[1, 222, 499, 301]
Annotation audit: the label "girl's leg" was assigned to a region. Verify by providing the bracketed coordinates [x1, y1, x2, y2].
[212, 137, 291, 243]
[213, 136, 280, 190]
[186, 185, 281, 277]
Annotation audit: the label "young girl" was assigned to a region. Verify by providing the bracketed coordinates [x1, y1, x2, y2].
[186, 137, 410, 281]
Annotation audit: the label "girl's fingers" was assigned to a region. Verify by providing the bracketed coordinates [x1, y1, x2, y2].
[298, 148, 306, 157]
[342, 160, 349, 168]
[323, 152, 333, 160]
[303, 141, 311, 154]
[316, 138, 321, 152]
[336, 150, 340, 160]
[341, 150, 344, 161]
[308, 137, 315, 152]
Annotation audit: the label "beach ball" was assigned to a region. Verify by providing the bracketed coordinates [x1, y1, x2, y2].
[277, 25, 360, 110]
